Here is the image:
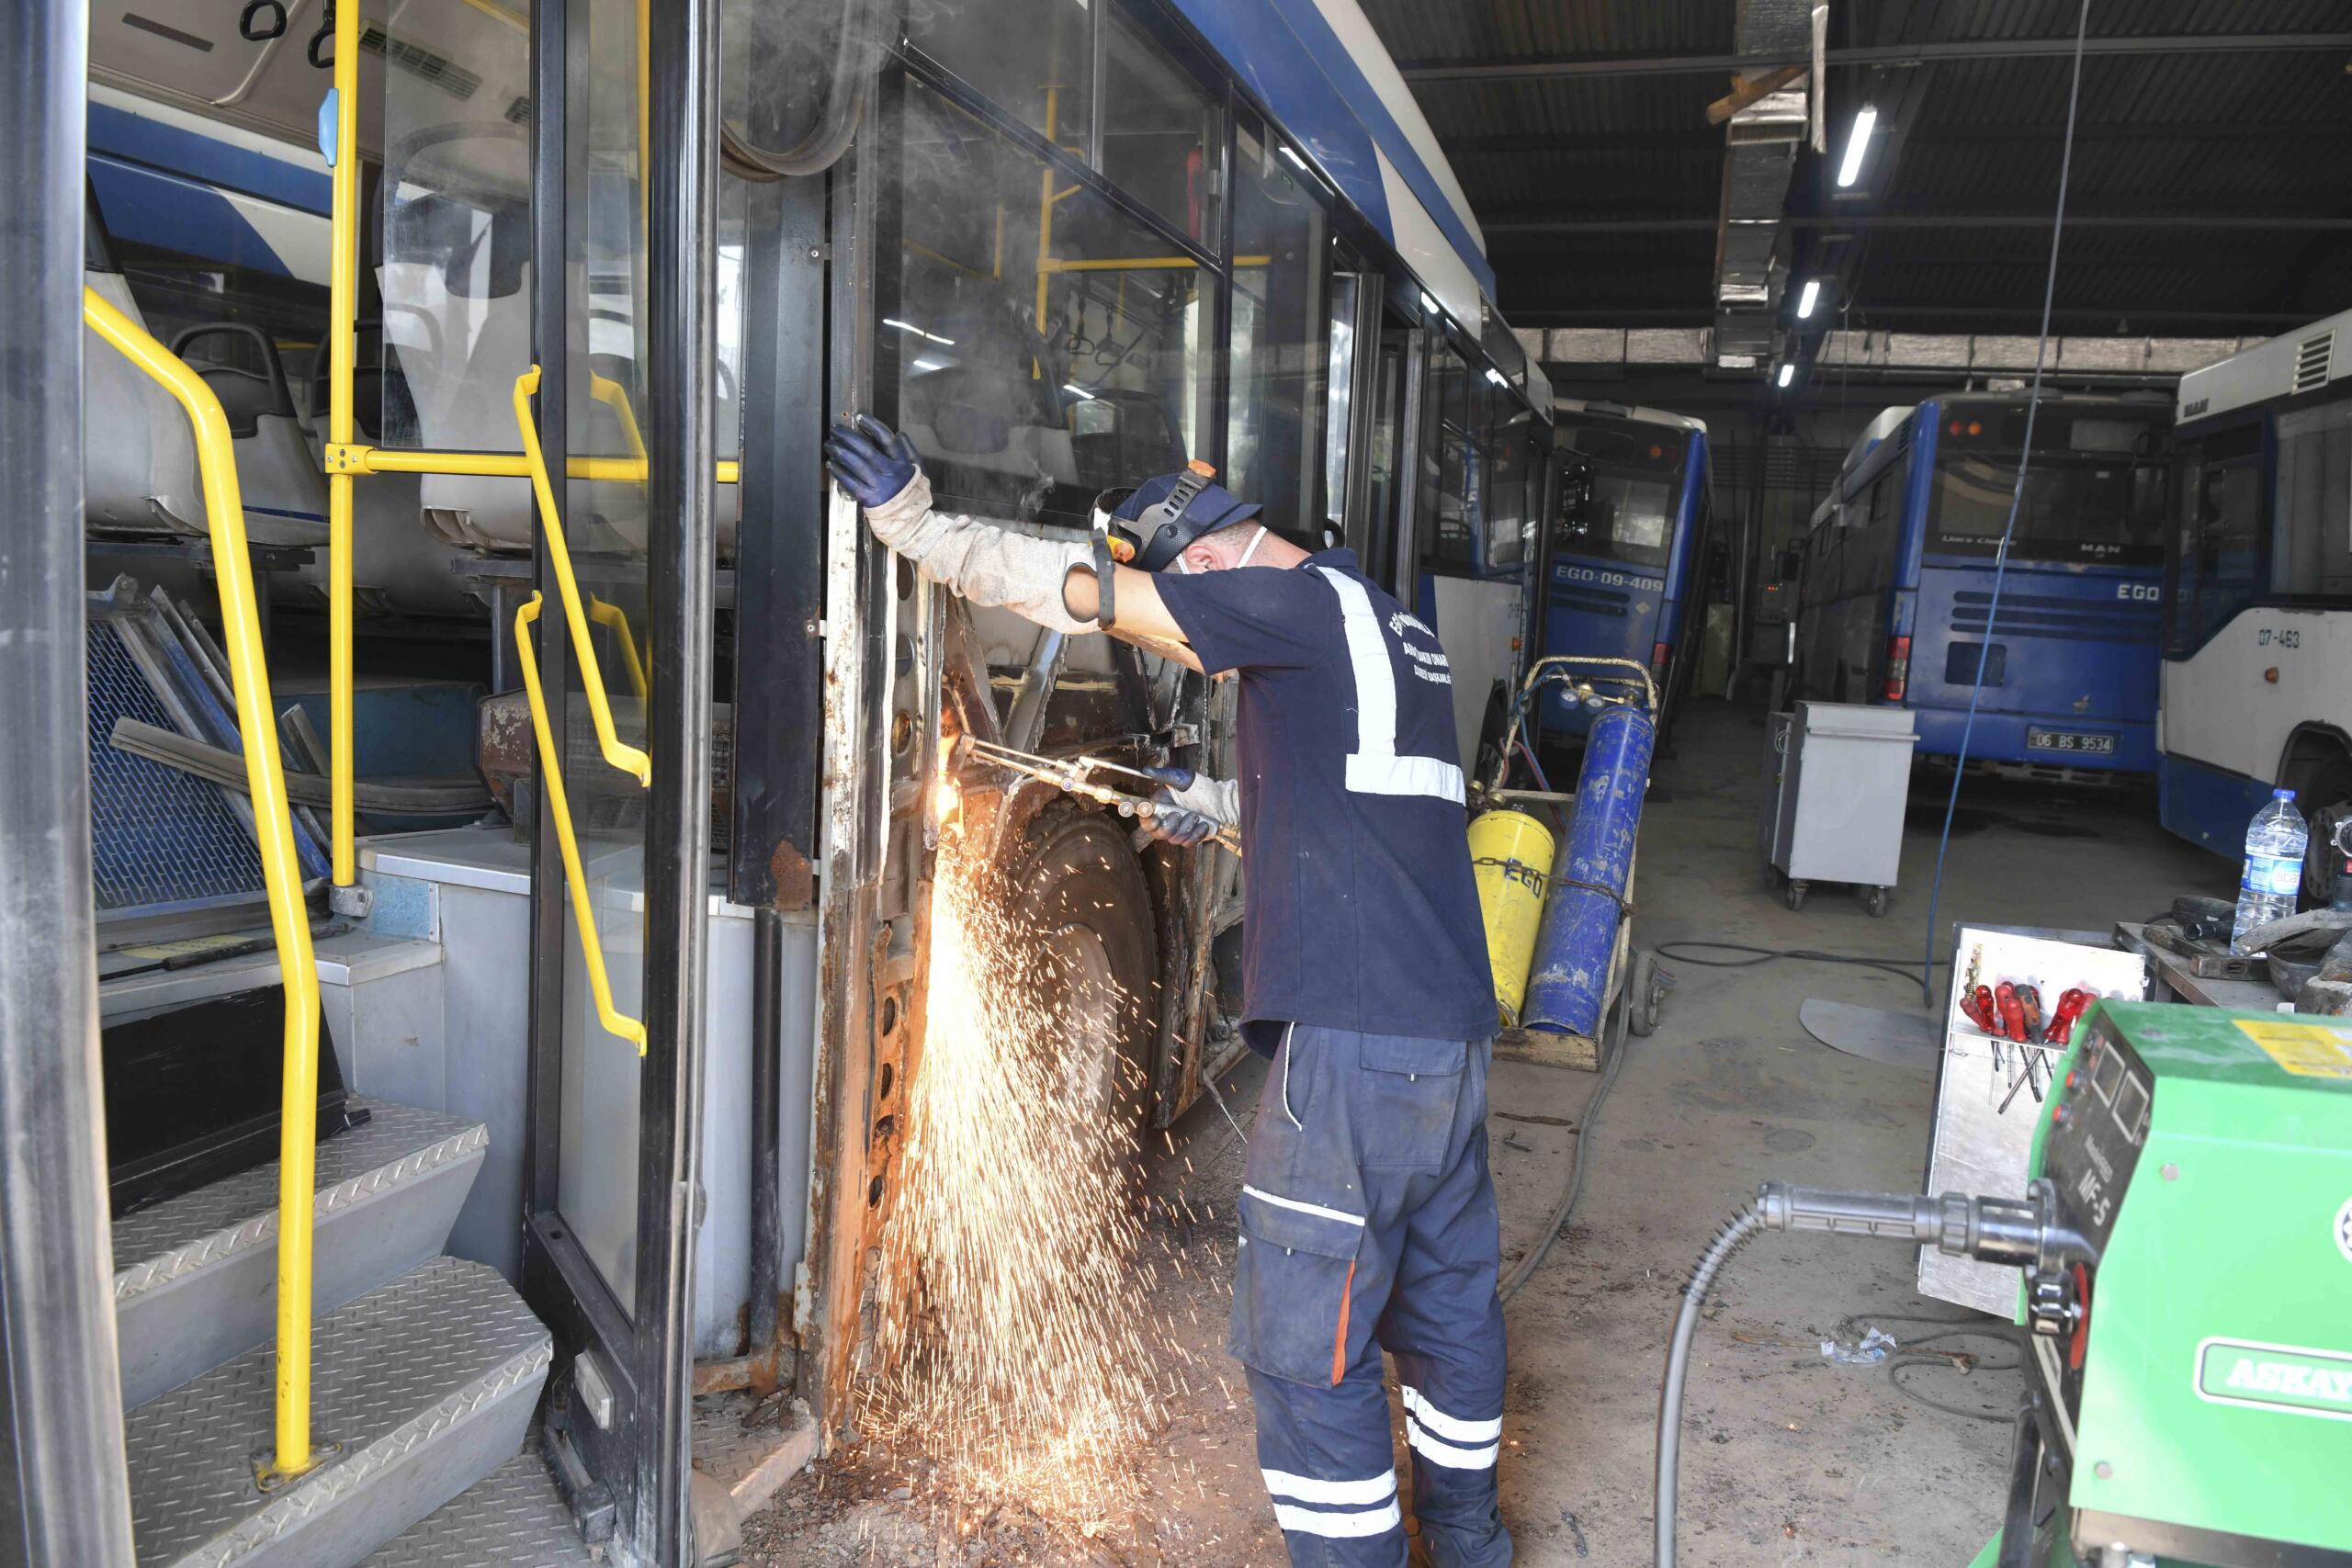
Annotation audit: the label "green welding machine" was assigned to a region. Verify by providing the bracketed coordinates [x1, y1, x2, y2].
[1655, 1000, 2352, 1568]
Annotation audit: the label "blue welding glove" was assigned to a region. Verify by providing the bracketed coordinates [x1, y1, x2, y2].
[1136, 765, 1238, 846]
[824, 414, 923, 512]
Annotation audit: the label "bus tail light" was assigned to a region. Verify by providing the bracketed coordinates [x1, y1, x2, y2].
[1883, 635, 1912, 703]
[1649, 640, 1670, 682]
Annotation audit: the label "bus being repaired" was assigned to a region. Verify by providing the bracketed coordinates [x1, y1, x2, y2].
[3, 0, 1550, 1562]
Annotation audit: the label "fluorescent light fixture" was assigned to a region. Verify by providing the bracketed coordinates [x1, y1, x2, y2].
[1796, 278, 1822, 319]
[1279, 145, 1306, 170]
[1485, 366, 1509, 387]
[1776, 362, 1796, 389]
[911, 356, 948, 373]
[884, 317, 955, 345]
[1063, 383, 1091, 399]
[1836, 105, 1877, 188]
[1419, 290, 1441, 318]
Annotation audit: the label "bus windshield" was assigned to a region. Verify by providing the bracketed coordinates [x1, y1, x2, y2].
[1554, 419, 1685, 570]
[1928, 405, 2166, 566]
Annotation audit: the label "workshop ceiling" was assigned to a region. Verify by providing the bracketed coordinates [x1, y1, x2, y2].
[1360, 0, 2352, 339]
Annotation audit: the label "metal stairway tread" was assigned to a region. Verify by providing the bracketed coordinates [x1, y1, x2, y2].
[127, 1256, 551, 1568]
[113, 1101, 489, 1409]
[358, 1452, 597, 1568]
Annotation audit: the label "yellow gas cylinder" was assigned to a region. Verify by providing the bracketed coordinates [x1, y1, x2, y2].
[1468, 808, 1555, 1028]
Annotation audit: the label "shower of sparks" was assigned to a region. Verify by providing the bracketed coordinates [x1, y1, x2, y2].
[861, 814, 1194, 1528]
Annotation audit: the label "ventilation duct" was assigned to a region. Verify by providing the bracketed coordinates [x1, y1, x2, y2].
[1713, 0, 1815, 369]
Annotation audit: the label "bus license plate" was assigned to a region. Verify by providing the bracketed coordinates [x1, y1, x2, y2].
[2027, 728, 2115, 755]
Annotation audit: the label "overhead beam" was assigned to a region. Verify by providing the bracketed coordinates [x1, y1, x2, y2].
[1502, 304, 2320, 328]
[1444, 120, 2352, 156]
[1486, 211, 2352, 235]
[1398, 32, 2352, 84]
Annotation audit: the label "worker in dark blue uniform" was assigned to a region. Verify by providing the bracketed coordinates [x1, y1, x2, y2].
[827, 416, 1512, 1568]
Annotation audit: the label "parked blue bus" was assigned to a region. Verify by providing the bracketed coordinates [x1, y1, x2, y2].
[1792, 392, 2170, 775]
[1539, 400, 1713, 738]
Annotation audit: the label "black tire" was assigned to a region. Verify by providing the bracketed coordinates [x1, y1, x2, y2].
[1864, 886, 1891, 918]
[1785, 879, 1808, 912]
[1628, 950, 1661, 1038]
[1001, 806, 1159, 1138]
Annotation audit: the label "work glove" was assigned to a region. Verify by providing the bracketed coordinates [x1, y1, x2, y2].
[1136, 765, 1238, 847]
[824, 413, 922, 510]
[825, 415, 1097, 636]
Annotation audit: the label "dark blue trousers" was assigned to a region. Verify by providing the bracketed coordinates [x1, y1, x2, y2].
[1230, 1025, 1511, 1568]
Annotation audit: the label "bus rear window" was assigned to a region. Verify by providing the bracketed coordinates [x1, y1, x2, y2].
[1555, 421, 1684, 570]
[1928, 410, 2165, 566]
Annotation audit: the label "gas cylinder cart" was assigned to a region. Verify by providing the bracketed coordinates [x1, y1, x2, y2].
[1469, 656, 1672, 1072]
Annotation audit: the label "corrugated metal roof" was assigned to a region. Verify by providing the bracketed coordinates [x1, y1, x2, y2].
[1355, 0, 2352, 334]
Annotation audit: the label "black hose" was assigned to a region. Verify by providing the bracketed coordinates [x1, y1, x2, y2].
[1656, 1203, 1766, 1568]
[1498, 995, 1628, 1303]
[1652, 939, 1947, 987]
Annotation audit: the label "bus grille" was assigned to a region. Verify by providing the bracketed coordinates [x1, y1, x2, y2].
[85, 618, 266, 915]
[1947, 590, 2157, 644]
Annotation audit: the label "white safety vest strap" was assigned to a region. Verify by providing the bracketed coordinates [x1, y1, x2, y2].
[1310, 567, 1466, 805]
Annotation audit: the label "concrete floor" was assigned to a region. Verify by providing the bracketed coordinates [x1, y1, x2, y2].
[746, 696, 2234, 1566]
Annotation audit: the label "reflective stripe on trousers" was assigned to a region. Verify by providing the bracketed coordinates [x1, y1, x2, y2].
[1234, 1025, 1512, 1568]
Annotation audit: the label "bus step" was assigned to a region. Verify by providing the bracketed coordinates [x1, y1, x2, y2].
[359, 1450, 598, 1568]
[126, 1256, 550, 1568]
[113, 1101, 488, 1410]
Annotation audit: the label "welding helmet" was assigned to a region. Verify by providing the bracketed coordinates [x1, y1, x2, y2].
[1091, 460, 1262, 573]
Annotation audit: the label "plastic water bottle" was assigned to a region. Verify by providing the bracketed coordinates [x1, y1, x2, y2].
[2232, 788, 2307, 953]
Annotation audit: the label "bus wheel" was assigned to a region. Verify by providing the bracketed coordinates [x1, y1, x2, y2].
[1002, 805, 1159, 1142]
[1863, 886, 1890, 919]
[1785, 879, 1808, 912]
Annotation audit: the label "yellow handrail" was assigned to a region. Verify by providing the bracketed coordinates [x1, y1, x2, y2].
[589, 371, 649, 467]
[327, 0, 360, 886]
[514, 595, 650, 1055]
[587, 597, 650, 705]
[326, 446, 741, 485]
[83, 287, 325, 1481]
[511, 365, 652, 786]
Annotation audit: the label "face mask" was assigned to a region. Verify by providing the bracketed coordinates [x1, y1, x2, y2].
[1180, 525, 1266, 575]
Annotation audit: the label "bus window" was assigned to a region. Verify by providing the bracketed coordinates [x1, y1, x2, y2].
[1226, 113, 1329, 545]
[883, 75, 1205, 530]
[1359, 321, 1409, 589]
[378, 8, 531, 454]
[1928, 406, 2167, 566]
[1554, 421, 1683, 569]
[1419, 347, 1476, 573]
[1100, 9, 1222, 243]
[2273, 401, 2352, 599]
[1325, 271, 1360, 539]
[906, 0, 1094, 149]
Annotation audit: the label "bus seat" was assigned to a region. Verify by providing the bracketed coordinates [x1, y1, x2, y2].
[400, 264, 740, 557]
[171, 323, 330, 547]
[83, 271, 205, 538]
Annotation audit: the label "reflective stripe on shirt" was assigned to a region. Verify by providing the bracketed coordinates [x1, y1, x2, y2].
[1310, 566, 1465, 805]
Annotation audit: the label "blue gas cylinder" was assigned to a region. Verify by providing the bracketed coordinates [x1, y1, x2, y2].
[1521, 705, 1655, 1037]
